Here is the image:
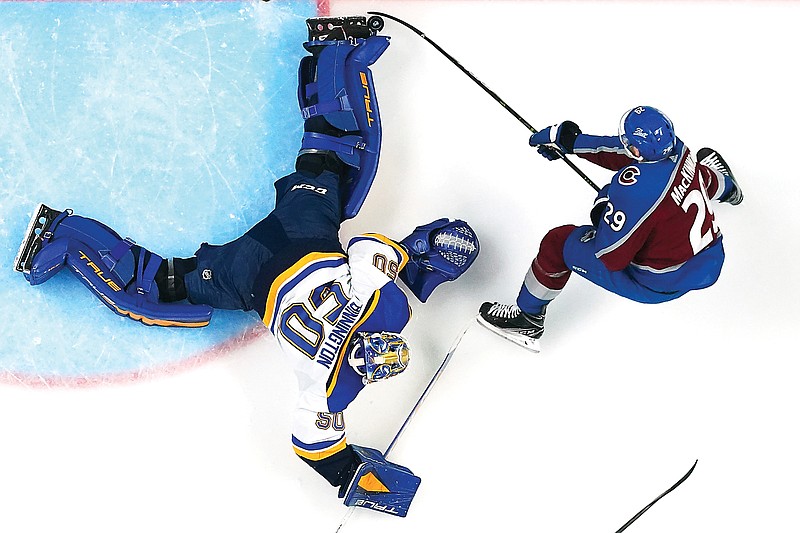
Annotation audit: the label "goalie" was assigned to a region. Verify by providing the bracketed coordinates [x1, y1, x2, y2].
[14, 17, 479, 518]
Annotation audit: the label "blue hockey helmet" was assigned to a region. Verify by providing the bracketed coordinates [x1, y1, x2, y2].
[348, 332, 411, 384]
[618, 106, 676, 162]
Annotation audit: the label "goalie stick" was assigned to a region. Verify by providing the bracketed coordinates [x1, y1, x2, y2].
[334, 319, 475, 532]
[334, 318, 696, 531]
[367, 10, 601, 193]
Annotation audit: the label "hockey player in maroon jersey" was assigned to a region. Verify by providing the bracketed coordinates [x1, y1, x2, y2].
[478, 106, 743, 351]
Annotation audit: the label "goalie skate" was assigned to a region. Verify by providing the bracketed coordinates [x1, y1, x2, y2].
[306, 15, 384, 42]
[477, 302, 543, 353]
[14, 203, 65, 275]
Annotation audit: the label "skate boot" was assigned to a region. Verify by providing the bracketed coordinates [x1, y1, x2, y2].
[477, 302, 545, 353]
[14, 203, 69, 276]
[306, 15, 384, 42]
[697, 147, 743, 205]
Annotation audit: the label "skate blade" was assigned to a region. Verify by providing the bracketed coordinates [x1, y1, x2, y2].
[13, 203, 48, 274]
[476, 316, 542, 353]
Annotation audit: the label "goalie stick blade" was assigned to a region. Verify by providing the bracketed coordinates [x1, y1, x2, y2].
[475, 314, 541, 353]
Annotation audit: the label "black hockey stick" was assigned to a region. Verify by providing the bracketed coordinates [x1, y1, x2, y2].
[368, 11, 601, 193]
[614, 459, 698, 533]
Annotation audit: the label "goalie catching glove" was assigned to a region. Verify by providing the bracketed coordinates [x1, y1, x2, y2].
[398, 218, 480, 302]
[339, 445, 421, 517]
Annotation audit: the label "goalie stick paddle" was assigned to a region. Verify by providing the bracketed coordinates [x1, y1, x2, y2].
[368, 11, 601, 193]
[334, 320, 474, 532]
[614, 459, 698, 533]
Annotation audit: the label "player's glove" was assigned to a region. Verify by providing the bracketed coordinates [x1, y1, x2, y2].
[534, 145, 561, 161]
[529, 120, 582, 160]
[590, 183, 611, 227]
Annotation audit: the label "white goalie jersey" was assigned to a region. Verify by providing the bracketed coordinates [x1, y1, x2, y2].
[262, 234, 411, 462]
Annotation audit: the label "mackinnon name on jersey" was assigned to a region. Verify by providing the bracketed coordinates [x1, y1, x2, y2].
[317, 300, 364, 369]
[670, 151, 698, 206]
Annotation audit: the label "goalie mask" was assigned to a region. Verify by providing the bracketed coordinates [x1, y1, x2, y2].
[348, 332, 411, 384]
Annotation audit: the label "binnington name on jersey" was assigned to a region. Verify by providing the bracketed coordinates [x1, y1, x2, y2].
[317, 300, 364, 369]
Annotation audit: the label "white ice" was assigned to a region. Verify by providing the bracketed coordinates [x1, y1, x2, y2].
[2, 1, 800, 532]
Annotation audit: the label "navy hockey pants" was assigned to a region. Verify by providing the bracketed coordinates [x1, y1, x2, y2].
[184, 169, 344, 312]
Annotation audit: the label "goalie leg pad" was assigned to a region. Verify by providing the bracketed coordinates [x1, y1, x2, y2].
[341, 35, 389, 219]
[27, 212, 212, 327]
[298, 36, 390, 220]
[342, 445, 421, 518]
[399, 218, 480, 302]
[39, 214, 138, 279]
[298, 41, 358, 131]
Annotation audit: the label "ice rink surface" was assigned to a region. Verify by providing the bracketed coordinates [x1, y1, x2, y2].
[2, 1, 800, 532]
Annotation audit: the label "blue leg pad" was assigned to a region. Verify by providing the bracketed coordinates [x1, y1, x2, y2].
[29, 213, 212, 327]
[299, 40, 359, 131]
[298, 36, 391, 220]
[341, 36, 389, 219]
[48, 215, 138, 279]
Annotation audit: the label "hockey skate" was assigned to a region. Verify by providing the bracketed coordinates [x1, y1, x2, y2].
[477, 302, 544, 353]
[697, 147, 743, 205]
[14, 203, 66, 275]
[306, 15, 384, 42]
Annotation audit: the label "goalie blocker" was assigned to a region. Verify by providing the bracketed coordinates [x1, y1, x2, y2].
[340, 445, 421, 517]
